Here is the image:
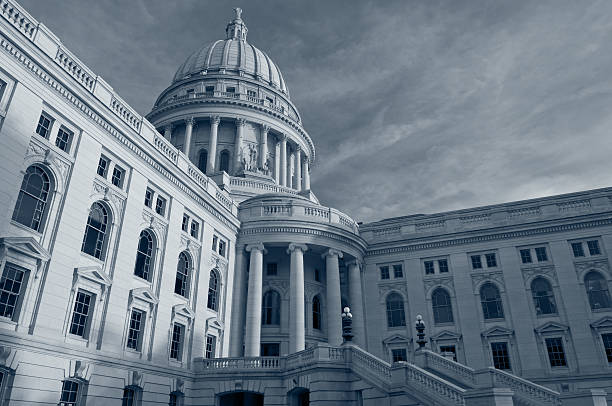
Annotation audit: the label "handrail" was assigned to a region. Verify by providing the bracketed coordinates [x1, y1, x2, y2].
[489, 368, 561, 406]
[423, 350, 477, 385]
[404, 363, 466, 405]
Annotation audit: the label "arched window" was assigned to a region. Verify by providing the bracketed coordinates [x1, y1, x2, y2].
[81, 202, 109, 260]
[312, 295, 322, 330]
[585, 271, 612, 310]
[12, 165, 51, 232]
[386, 293, 406, 328]
[531, 277, 557, 315]
[207, 270, 219, 311]
[219, 149, 230, 173]
[134, 230, 154, 280]
[262, 290, 280, 325]
[174, 252, 191, 298]
[480, 282, 504, 319]
[432, 288, 453, 324]
[198, 149, 208, 173]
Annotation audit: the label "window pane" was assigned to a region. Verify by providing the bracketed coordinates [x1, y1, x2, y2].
[55, 128, 73, 152]
[127, 309, 143, 350]
[491, 342, 511, 370]
[122, 387, 135, 406]
[471, 255, 482, 269]
[312, 296, 321, 330]
[380, 266, 390, 279]
[207, 271, 219, 310]
[545, 337, 567, 367]
[12, 165, 51, 231]
[571, 242, 585, 257]
[386, 293, 406, 327]
[391, 348, 407, 362]
[262, 290, 280, 325]
[438, 259, 449, 273]
[144, 188, 153, 208]
[81, 203, 108, 260]
[481, 283, 504, 319]
[601, 333, 612, 363]
[393, 264, 403, 278]
[531, 278, 557, 315]
[36, 113, 52, 138]
[520, 249, 532, 264]
[60, 380, 79, 403]
[535, 247, 548, 262]
[70, 290, 93, 337]
[432, 289, 453, 324]
[97, 156, 109, 177]
[485, 253, 497, 267]
[134, 230, 153, 280]
[0, 263, 25, 320]
[205, 334, 216, 359]
[170, 323, 184, 360]
[111, 166, 124, 188]
[175, 252, 190, 297]
[587, 240, 601, 256]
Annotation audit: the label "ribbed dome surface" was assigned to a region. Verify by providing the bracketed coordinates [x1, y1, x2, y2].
[172, 40, 288, 94]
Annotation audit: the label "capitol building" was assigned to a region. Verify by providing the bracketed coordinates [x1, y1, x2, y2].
[1, 2, 612, 405]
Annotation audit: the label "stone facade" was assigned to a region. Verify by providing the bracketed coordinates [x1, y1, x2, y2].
[0, 2, 611, 405]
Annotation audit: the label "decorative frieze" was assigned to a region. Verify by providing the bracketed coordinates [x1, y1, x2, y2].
[91, 178, 126, 217]
[506, 206, 542, 220]
[378, 282, 407, 302]
[423, 276, 455, 296]
[140, 209, 168, 246]
[416, 220, 445, 231]
[574, 259, 610, 278]
[459, 214, 491, 225]
[557, 199, 591, 213]
[26, 137, 72, 191]
[373, 226, 401, 237]
[471, 271, 505, 291]
[0, 0, 36, 39]
[521, 265, 558, 285]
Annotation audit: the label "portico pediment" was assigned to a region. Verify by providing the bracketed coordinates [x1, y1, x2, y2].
[129, 287, 159, 305]
[383, 334, 411, 345]
[534, 321, 569, 335]
[591, 316, 612, 331]
[206, 316, 224, 332]
[481, 326, 514, 338]
[173, 303, 195, 320]
[74, 266, 112, 287]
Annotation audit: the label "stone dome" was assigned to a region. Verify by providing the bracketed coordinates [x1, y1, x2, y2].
[172, 8, 288, 95]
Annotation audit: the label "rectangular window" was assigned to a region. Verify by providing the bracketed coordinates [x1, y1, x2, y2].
[144, 188, 153, 208]
[261, 342, 280, 356]
[69, 290, 93, 338]
[545, 337, 567, 367]
[424, 261, 435, 275]
[0, 263, 26, 320]
[587, 240, 601, 256]
[55, 127, 73, 152]
[571, 242, 585, 257]
[60, 380, 80, 405]
[226, 86, 236, 93]
[601, 333, 612, 363]
[438, 259, 449, 273]
[491, 342, 511, 370]
[535, 247, 548, 262]
[155, 196, 166, 216]
[218, 240, 226, 257]
[485, 253, 497, 267]
[391, 348, 407, 362]
[380, 266, 390, 280]
[393, 264, 403, 278]
[266, 263, 277, 276]
[111, 165, 125, 188]
[520, 249, 532, 264]
[439, 345, 457, 362]
[471, 255, 482, 270]
[247, 89, 257, 98]
[35, 112, 53, 138]
[181, 214, 189, 232]
[190, 221, 199, 238]
[205, 85, 215, 93]
[205, 334, 216, 359]
[170, 323, 184, 360]
[126, 309, 144, 351]
[212, 235, 218, 252]
[97, 155, 109, 177]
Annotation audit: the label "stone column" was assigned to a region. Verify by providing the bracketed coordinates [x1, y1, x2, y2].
[288, 243, 308, 353]
[323, 249, 343, 346]
[233, 118, 246, 174]
[164, 124, 172, 141]
[274, 139, 281, 184]
[288, 151, 295, 189]
[295, 147, 302, 192]
[183, 117, 194, 158]
[244, 243, 266, 357]
[348, 260, 365, 347]
[229, 246, 246, 357]
[206, 116, 220, 174]
[280, 135, 287, 187]
[259, 124, 269, 171]
[303, 158, 310, 190]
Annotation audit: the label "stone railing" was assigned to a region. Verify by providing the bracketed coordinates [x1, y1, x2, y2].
[422, 350, 477, 386]
[55, 48, 96, 91]
[350, 346, 392, 381]
[0, 0, 36, 39]
[187, 164, 208, 190]
[488, 368, 561, 406]
[111, 95, 141, 132]
[403, 363, 466, 405]
[154, 134, 178, 164]
[230, 178, 298, 195]
[304, 206, 330, 219]
[285, 347, 316, 369]
[198, 356, 283, 372]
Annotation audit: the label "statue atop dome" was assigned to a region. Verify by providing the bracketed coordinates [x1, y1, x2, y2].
[234, 7, 242, 20]
[226, 8, 248, 41]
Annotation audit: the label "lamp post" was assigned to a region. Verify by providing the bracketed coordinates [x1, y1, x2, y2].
[342, 307, 353, 343]
[415, 314, 426, 349]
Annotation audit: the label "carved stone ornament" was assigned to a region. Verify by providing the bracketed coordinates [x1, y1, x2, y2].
[521, 265, 558, 286]
[139, 210, 168, 246]
[304, 281, 324, 300]
[90, 178, 126, 217]
[25, 137, 71, 191]
[263, 279, 290, 298]
[471, 271, 505, 291]
[378, 283, 407, 302]
[209, 253, 228, 273]
[574, 259, 611, 278]
[423, 276, 455, 296]
[179, 234, 200, 264]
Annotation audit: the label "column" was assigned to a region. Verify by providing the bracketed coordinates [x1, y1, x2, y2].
[259, 124, 269, 171]
[295, 147, 302, 192]
[288, 151, 295, 189]
[206, 116, 220, 174]
[183, 117, 194, 158]
[233, 118, 246, 174]
[348, 260, 365, 347]
[303, 158, 310, 190]
[280, 135, 287, 187]
[229, 247, 246, 357]
[164, 124, 172, 141]
[274, 139, 281, 184]
[323, 249, 343, 346]
[244, 243, 266, 357]
[288, 243, 308, 353]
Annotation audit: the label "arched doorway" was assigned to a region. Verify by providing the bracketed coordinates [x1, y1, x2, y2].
[288, 387, 309, 406]
[219, 391, 264, 406]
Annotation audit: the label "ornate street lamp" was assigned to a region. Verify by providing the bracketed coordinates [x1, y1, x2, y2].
[342, 307, 353, 342]
[415, 314, 426, 349]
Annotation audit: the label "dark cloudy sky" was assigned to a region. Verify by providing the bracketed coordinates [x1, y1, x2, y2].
[19, 0, 612, 223]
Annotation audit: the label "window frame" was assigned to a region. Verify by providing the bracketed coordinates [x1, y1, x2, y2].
[81, 201, 111, 261]
[55, 125, 73, 153]
[68, 289, 95, 339]
[431, 287, 454, 325]
[35, 111, 54, 139]
[479, 282, 505, 320]
[385, 292, 406, 328]
[11, 164, 53, 233]
[262, 289, 281, 326]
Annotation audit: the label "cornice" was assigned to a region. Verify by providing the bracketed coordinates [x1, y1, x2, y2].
[0, 32, 239, 233]
[366, 218, 612, 257]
